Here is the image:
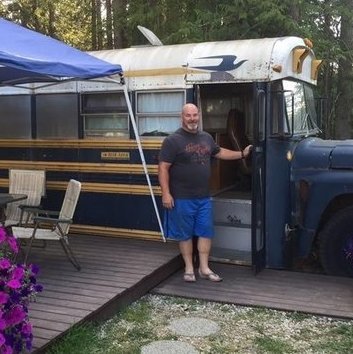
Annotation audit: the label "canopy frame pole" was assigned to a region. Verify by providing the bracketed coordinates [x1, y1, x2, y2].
[118, 77, 165, 242]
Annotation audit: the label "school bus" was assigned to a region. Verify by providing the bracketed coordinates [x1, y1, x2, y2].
[2, 35, 351, 277]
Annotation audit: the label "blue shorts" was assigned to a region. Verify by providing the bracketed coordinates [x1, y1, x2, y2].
[163, 197, 214, 241]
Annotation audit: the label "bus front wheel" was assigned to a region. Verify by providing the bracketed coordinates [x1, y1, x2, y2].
[319, 206, 353, 277]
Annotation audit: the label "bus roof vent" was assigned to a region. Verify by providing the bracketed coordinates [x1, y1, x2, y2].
[137, 25, 163, 46]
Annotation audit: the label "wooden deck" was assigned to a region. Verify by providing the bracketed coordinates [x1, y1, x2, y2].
[25, 235, 353, 353]
[152, 262, 353, 319]
[24, 235, 181, 353]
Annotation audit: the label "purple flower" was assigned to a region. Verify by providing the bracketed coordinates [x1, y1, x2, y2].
[28, 264, 39, 275]
[0, 260, 11, 270]
[34, 284, 43, 293]
[21, 322, 32, 336]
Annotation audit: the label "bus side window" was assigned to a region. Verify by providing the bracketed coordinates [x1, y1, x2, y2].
[81, 92, 129, 138]
[136, 91, 184, 136]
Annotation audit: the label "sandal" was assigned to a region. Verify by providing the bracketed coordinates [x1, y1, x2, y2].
[183, 272, 196, 282]
[198, 269, 223, 282]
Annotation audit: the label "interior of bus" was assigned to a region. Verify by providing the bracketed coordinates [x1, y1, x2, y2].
[199, 82, 254, 264]
[199, 83, 253, 197]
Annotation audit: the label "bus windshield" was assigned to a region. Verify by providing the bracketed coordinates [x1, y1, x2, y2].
[283, 80, 320, 137]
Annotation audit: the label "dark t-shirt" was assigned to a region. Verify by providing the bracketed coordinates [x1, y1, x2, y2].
[159, 128, 221, 198]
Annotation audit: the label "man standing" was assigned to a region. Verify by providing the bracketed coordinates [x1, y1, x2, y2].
[158, 103, 252, 282]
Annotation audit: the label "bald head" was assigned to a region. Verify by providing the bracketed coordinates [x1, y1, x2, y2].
[181, 103, 199, 133]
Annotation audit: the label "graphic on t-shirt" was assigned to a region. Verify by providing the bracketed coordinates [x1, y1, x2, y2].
[185, 143, 211, 165]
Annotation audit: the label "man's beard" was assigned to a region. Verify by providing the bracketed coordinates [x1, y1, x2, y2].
[185, 123, 198, 131]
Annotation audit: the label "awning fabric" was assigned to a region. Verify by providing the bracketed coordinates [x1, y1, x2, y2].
[0, 18, 122, 84]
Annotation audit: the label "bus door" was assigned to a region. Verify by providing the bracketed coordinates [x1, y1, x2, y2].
[251, 83, 267, 273]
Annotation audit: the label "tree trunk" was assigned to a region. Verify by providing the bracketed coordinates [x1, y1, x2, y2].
[106, 0, 113, 48]
[335, 0, 353, 139]
[112, 0, 127, 48]
[96, 0, 103, 49]
[91, 0, 97, 49]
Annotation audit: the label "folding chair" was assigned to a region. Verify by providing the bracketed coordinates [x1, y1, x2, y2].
[4, 169, 46, 227]
[12, 179, 82, 270]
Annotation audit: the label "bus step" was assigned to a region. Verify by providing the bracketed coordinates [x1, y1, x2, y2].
[210, 248, 251, 265]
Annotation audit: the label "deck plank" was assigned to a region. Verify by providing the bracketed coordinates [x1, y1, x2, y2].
[152, 262, 353, 319]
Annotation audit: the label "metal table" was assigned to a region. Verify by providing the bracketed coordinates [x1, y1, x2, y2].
[0, 193, 28, 222]
[0, 193, 28, 207]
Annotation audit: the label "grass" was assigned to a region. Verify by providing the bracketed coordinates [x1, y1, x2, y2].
[46, 295, 353, 354]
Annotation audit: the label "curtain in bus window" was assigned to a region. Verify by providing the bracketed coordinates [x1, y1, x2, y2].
[137, 91, 184, 136]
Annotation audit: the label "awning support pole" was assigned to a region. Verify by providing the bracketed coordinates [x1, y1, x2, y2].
[121, 82, 165, 242]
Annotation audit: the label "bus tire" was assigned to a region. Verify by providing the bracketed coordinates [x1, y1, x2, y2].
[319, 206, 353, 277]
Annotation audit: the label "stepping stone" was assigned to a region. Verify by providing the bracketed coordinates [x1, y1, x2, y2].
[141, 340, 199, 353]
[168, 317, 220, 337]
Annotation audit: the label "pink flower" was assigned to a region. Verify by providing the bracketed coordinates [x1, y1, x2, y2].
[2, 345, 13, 354]
[6, 279, 21, 289]
[11, 267, 24, 281]
[0, 259, 11, 270]
[0, 319, 6, 330]
[4, 306, 26, 326]
[6, 237, 18, 254]
[0, 293, 9, 305]
[0, 332, 5, 347]
[0, 228, 6, 244]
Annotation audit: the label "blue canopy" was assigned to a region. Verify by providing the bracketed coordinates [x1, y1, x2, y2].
[0, 18, 122, 85]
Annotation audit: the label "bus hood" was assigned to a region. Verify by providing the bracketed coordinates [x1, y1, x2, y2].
[291, 137, 353, 170]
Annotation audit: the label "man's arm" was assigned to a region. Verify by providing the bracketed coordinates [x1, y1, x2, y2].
[215, 144, 252, 160]
[158, 161, 174, 209]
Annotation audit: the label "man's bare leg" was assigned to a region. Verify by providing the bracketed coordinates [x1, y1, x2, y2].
[179, 239, 194, 274]
[197, 237, 212, 274]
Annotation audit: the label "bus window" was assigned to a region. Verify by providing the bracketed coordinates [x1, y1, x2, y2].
[0, 95, 31, 139]
[270, 80, 319, 137]
[283, 80, 319, 136]
[36, 93, 79, 139]
[81, 92, 129, 138]
[136, 91, 184, 136]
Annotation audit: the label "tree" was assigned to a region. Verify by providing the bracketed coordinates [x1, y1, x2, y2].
[335, 0, 353, 138]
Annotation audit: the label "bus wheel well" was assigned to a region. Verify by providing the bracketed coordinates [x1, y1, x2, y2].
[318, 205, 353, 276]
[317, 194, 353, 234]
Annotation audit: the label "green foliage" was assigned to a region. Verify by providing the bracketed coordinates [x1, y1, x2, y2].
[254, 335, 294, 353]
[2, 0, 353, 136]
[46, 323, 99, 354]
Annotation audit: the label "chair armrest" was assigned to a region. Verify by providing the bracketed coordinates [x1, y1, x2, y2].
[33, 216, 72, 225]
[18, 205, 42, 212]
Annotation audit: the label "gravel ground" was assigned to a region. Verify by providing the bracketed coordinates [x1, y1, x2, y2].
[96, 294, 353, 353]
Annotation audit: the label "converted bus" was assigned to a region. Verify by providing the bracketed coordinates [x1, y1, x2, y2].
[0, 35, 352, 276]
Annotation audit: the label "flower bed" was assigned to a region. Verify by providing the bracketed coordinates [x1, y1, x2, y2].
[0, 227, 42, 353]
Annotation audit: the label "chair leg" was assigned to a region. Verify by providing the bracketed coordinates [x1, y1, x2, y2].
[60, 238, 81, 271]
[24, 236, 35, 265]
